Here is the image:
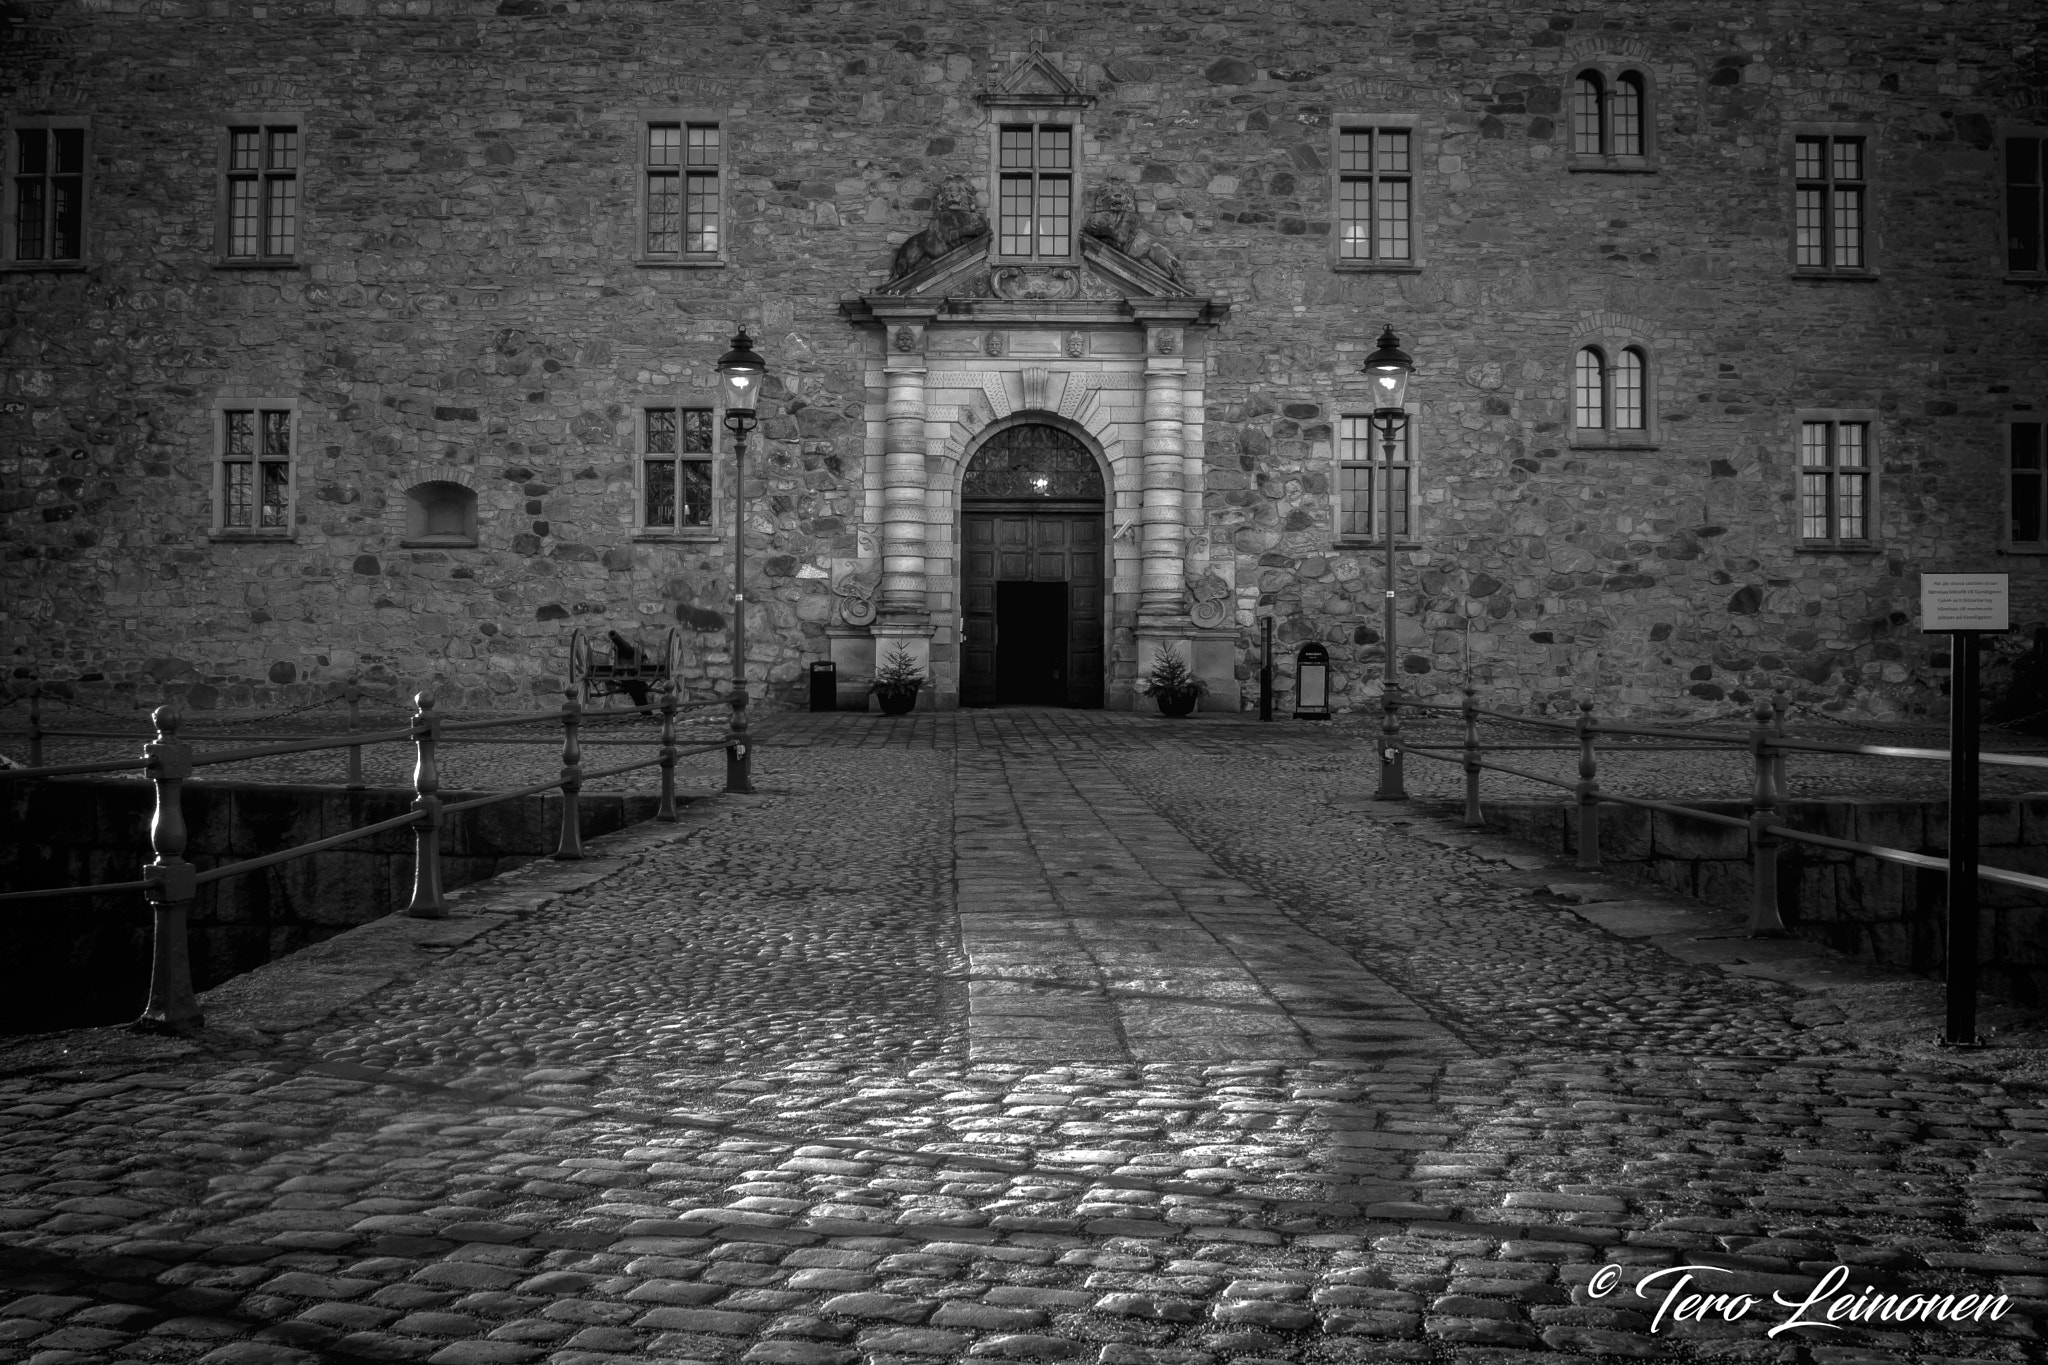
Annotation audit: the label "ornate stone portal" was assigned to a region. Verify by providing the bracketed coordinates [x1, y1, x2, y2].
[840, 172, 1229, 711]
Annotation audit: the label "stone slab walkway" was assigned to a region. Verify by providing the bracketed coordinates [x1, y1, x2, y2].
[2, 709, 2047, 1365]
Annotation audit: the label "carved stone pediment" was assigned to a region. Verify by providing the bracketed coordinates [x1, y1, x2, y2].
[979, 48, 1091, 110]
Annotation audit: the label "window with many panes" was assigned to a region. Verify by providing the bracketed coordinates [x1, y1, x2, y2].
[641, 117, 722, 263]
[996, 123, 1071, 258]
[2007, 131, 2047, 278]
[220, 122, 299, 264]
[1797, 416, 1875, 548]
[1335, 125, 1412, 266]
[216, 405, 295, 536]
[2011, 420, 2047, 548]
[640, 406, 715, 533]
[1568, 67, 1652, 169]
[6, 118, 88, 266]
[1794, 133, 1870, 273]
[1571, 344, 1653, 443]
[1337, 414, 1414, 542]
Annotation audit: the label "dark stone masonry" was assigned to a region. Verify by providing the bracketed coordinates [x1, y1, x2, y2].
[1, 0, 2042, 717]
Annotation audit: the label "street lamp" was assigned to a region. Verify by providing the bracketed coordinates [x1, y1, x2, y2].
[1363, 325, 1413, 800]
[715, 327, 766, 795]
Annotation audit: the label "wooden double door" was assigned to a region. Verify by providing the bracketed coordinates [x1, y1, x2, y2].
[961, 506, 1105, 708]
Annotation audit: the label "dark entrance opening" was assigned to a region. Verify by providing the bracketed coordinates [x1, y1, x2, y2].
[995, 581, 1069, 703]
[960, 423, 1105, 708]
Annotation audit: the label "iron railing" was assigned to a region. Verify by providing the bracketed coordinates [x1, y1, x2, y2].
[0, 687, 753, 1033]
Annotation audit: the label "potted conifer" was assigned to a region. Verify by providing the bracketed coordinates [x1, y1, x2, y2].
[1137, 648, 1207, 717]
[870, 644, 925, 716]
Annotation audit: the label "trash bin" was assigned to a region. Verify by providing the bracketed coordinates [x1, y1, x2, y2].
[809, 660, 837, 712]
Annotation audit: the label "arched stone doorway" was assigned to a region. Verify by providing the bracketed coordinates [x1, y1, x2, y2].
[959, 422, 1106, 707]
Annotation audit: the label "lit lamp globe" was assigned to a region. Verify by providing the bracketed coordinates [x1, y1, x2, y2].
[715, 328, 767, 416]
[1362, 326, 1412, 414]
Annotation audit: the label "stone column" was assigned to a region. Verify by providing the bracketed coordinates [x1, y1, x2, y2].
[880, 356, 929, 623]
[1138, 330, 1186, 624]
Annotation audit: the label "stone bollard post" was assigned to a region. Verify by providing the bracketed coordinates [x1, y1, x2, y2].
[1372, 687, 1405, 800]
[405, 692, 446, 918]
[27, 681, 42, 769]
[134, 706, 202, 1034]
[555, 690, 584, 859]
[1747, 698, 1787, 936]
[344, 679, 365, 790]
[1574, 698, 1601, 871]
[726, 688, 755, 795]
[656, 688, 679, 823]
[1770, 686, 1789, 800]
[1462, 685, 1483, 826]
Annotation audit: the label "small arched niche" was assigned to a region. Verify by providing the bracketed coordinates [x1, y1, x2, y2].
[402, 480, 478, 547]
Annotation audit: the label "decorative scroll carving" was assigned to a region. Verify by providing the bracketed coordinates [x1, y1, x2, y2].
[888, 175, 990, 280]
[832, 561, 881, 626]
[991, 266, 1081, 301]
[1083, 177, 1190, 289]
[963, 424, 1104, 500]
[1187, 571, 1232, 628]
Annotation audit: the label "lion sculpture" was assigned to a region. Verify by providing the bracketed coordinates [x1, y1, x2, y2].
[889, 175, 989, 280]
[1083, 178, 1190, 289]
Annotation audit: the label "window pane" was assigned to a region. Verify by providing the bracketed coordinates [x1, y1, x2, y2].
[50, 174, 80, 259]
[1832, 186, 1863, 267]
[2011, 139, 2044, 273]
[1574, 349, 1604, 428]
[1337, 178, 1369, 259]
[1800, 471, 1830, 540]
[1339, 463, 1369, 537]
[645, 407, 677, 455]
[225, 461, 252, 527]
[648, 124, 680, 167]
[16, 128, 45, 176]
[1571, 76, 1602, 155]
[266, 176, 296, 257]
[230, 177, 260, 256]
[1037, 126, 1071, 170]
[1795, 136, 1824, 181]
[262, 410, 291, 458]
[260, 461, 289, 528]
[51, 129, 82, 174]
[646, 171, 679, 254]
[1794, 187, 1824, 267]
[1038, 174, 1069, 257]
[267, 127, 298, 171]
[230, 128, 261, 172]
[225, 410, 253, 457]
[2015, 424, 2045, 543]
[645, 459, 676, 527]
[13, 176, 42, 260]
[685, 124, 718, 167]
[1388, 465, 1410, 536]
[1378, 129, 1409, 173]
[999, 174, 1032, 254]
[679, 459, 713, 526]
[1613, 75, 1643, 157]
[1832, 137, 1862, 182]
[1836, 471, 1867, 539]
[1613, 348, 1644, 429]
[1336, 130, 1369, 174]
[682, 407, 714, 453]
[1374, 178, 1409, 260]
[999, 126, 1032, 169]
[1835, 422, 1866, 467]
[1337, 416, 1368, 461]
[1799, 422, 1830, 467]
[685, 170, 719, 252]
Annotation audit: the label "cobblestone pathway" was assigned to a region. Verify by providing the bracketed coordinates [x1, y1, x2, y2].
[3, 710, 2046, 1365]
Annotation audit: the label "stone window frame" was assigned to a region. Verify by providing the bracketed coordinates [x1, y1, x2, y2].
[987, 110, 1082, 264]
[1328, 111, 1426, 273]
[207, 394, 300, 542]
[214, 112, 305, 271]
[1793, 407, 1880, 553]
[1565, 63, 1658, 174]
[1333, 408, 1424, 550]
[636, 107, 726, 269]
[1787, 122, 1879, 281]
[2003, 124, 2048, 283]
[1567, 334, 1661, 450]
[2005, 413, 2048, 553]
[2, 114, 91, 271]
[631, 400, 724, 543]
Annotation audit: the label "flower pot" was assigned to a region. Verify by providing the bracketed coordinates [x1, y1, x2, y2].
[875, 687, 919, 716]
[1155, 691, 1199, 718]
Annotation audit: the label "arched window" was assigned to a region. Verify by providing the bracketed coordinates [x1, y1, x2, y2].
[1612, 73, 1645, 157]
[1573, 345, 1653, 441]
[403, 481, 477, 547]
[1569, 65, 1654, 168]
[1570, 73, 1604, 156]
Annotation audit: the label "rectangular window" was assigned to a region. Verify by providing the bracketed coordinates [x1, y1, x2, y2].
[8, 121, 86, 265]
[997, 123, 1071, 258]
[1338, 415, 1412, 540]
[223, 123, 299, 262]
[644, 118, 721, 261]
[2009, 134, 2045, 276]
[1798, 419, 1872, 546]
[1794, 134, 1867, 271]
[642, 406, 714, 530]
[220, 407, 294, 532]
[1337, 127, 1411, 262]
[2013, 422, 2046, 546]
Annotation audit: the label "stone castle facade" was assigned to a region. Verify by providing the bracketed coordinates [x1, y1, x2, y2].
[2, 0, 2044, 718]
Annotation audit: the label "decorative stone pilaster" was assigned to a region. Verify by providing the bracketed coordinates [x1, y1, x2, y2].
[1138, 331, 1187, 626]
[880, 340, 930, 625]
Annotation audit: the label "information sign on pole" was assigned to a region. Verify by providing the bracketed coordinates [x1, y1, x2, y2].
[1919, 574, 2009, 632]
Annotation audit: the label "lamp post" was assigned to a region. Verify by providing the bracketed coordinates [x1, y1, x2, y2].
[1363, 326, 1413, 800]
[716, 328, 766, 795]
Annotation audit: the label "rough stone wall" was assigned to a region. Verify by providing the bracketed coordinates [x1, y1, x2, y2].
[1, 0, 2042, 717]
